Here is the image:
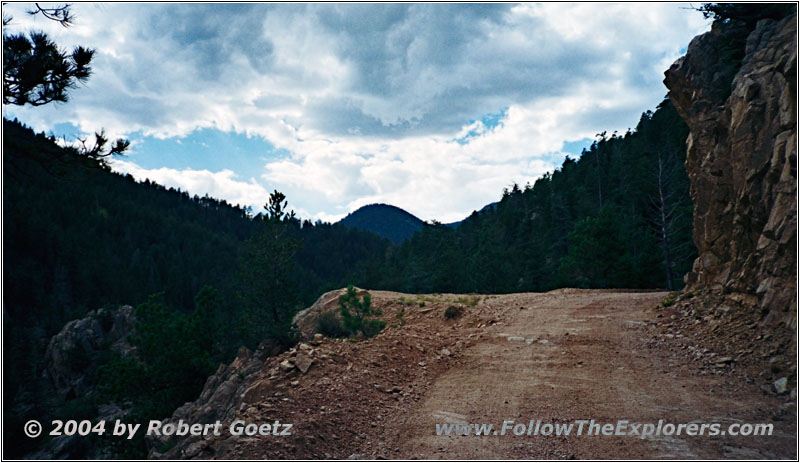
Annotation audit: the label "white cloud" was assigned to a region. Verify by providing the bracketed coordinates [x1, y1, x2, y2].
[2, 3, 711, 222]
[111, 159, 270, 212]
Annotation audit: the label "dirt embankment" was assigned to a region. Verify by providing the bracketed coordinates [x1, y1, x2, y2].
[152, 289, 796, 459]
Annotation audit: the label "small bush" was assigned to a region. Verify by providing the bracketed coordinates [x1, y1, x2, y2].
[315, 311, 349, 338]
[393, 307, 406, 327]
[339, 284, 383, 338]
[362, 319, 386, 338]
[444, 305, 463, 319]
[661, 291, 681, 307]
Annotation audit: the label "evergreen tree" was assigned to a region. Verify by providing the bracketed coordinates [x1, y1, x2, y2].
[3, 4, 91, 106]
[237, 191, 302, 348]
[2, 31, 92, 106]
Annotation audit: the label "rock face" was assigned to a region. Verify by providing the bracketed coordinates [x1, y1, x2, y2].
[44, 305, 136, 400]
[291, 288, 346, 340]
[30, 306, 136, 459]
[146, 345, 265, 458]
[291, 287, 369, 340]
[664, 13, 797, 333]
[145, 340, 292, 459]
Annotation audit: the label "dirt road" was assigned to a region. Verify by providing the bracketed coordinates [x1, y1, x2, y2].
[380, 290, 796, 459]
[171, 289, 796, 459]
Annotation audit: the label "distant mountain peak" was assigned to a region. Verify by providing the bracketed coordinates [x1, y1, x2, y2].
[338, 204, 424, 243]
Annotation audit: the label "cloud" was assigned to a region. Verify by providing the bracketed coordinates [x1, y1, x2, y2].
[111, 159, 270, 212]
[2, 3, 710, 222]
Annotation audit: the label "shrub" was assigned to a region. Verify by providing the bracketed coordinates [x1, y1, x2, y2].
[315, 311, 349, 338]
[339, 284, 383, 338]
[96, 355, 147, 402]
[661, 296, 677, 307]
[697, 3, 795, 26]
[96, 293, 218, 423]
[444, 305, 463, 319]
[362, 319, 386, 338]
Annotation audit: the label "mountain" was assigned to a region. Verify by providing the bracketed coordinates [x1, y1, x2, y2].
[338, 202, 499, 239]
[444, 201, 498, 228]
[338, 204, 424, 243]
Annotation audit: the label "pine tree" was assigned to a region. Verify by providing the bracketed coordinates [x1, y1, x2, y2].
[237, 191, 301, 348]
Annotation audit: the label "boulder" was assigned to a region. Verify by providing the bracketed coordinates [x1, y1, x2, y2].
[294, 353, 314, 374]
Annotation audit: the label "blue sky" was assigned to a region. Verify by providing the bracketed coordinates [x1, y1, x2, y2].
[3, 3, 710, 222]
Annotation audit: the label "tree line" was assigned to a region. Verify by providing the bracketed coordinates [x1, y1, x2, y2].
[372, 98, 695, 294]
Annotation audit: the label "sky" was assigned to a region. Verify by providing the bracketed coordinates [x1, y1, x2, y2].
[3, 3, 710, 223]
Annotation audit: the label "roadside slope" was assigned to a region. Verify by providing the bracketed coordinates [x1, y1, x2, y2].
[151, 289, 796, 459]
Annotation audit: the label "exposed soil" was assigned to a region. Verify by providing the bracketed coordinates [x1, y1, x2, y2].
[189, 289, 796, 459]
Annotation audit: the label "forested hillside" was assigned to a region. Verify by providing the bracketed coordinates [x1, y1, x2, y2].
[375, 98, 695, 294]
[2, 118, 389, 457]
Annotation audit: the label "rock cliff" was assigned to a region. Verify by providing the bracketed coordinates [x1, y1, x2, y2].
[146, 343, 278, 459]
[664, 12, 797, 334]
[44, 305, 136, 400]
[31, 306, 136, 459]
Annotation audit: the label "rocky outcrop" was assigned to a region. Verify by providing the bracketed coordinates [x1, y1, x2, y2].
[291, 287, 368, 340]
[146, 339, 297, 459]
[44, 305, 136, 400]
[146, 345, 264, 458]
[291, 288, 346, 340]
[28, 306, 137, 459]
[664, 13, 797, 333]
